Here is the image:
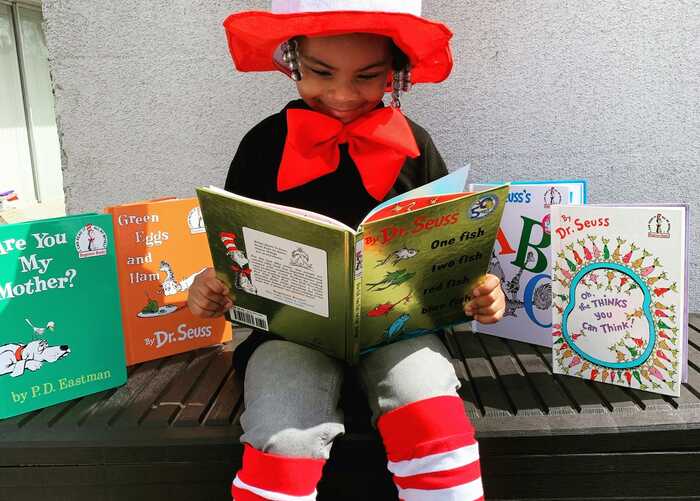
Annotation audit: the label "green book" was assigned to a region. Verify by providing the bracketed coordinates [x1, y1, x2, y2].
[0, 214, 127, 419]
[197, 169, 508, 364]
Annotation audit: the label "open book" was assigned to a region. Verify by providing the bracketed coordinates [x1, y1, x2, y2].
[197, 168, 508, 364]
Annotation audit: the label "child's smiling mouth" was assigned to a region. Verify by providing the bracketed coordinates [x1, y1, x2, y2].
[322, 105, 367, 123]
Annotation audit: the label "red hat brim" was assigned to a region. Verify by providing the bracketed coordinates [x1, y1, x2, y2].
[223, 11, 453, 84]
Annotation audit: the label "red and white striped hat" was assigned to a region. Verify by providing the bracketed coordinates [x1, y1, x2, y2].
[220, 232, 240, 253]
[223, 0, 453, 85]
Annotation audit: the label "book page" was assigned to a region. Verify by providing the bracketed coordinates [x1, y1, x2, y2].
[204, 186, 354, 232]
[241, 227, 329, 318]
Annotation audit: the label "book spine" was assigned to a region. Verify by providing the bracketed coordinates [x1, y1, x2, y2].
[104, 207, 133, 365]
[348, 232, 364, 365]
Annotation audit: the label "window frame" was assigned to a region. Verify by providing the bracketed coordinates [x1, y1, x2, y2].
[1, 0, 64, 216]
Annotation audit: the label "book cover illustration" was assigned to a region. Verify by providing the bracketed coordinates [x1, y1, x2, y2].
[106, 198, 231, 365]
[197, 168, 507, 363]
[551, 205, 688, 397]
[356, 187, 508, 352]
[471, 181, 587, 346]
[0, 214, 127, 418]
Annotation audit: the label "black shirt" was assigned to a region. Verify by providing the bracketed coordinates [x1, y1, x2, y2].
[225, 99, 448, 373]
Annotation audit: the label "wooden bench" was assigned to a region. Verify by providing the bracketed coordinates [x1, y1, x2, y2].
[2, 314, 700, 500]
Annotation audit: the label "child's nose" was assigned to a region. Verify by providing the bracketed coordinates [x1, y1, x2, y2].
[328, 79, 360, 103]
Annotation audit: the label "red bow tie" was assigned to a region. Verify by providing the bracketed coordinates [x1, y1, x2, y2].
[277, 107, 420, 201]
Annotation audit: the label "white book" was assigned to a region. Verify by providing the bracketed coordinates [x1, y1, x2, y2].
[469, 180, 587, 346]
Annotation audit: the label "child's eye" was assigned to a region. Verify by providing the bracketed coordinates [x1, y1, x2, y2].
[310, 68, 332, 77]
[357, 73, 381, 80]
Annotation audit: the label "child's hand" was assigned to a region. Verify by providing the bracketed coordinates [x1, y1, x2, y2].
[187, 268, 233, 318]
[463, 274, 505, 324]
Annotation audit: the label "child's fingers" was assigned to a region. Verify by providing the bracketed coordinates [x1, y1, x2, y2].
[473, 293, 506, 324]
[190, 297, 231, 318]
[471, 288, 502, 308]
[197, 268, 229, 295]
[471, 274, 500, 297]
[474, 311, 504, 324]
[188, 287, 232, 318]
[464, 279, 506, 320]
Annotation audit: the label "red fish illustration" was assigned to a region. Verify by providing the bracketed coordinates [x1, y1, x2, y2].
[367, 292, 413, 317]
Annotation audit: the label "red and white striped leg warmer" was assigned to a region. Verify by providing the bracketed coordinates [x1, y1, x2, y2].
[377, 395, 484, 501]
[231, 444, 325, 501]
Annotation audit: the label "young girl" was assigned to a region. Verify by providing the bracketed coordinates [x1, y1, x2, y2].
[188, 2, 506, 500]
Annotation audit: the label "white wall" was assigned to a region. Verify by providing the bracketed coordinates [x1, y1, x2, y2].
[42, 0, 699, 310]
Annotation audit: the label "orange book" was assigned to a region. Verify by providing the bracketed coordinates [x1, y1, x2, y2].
[106, 198, 231, 365]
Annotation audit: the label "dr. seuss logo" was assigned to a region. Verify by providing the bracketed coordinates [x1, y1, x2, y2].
[544, 187, 562, 207]
[75, 224, 107, 258]
[187, 207, 205, 234]
[470, 195, 499, 219]
[648, 213, 671, 239]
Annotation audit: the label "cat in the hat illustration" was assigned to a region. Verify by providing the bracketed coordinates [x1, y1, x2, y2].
[219, 232, 257, 294]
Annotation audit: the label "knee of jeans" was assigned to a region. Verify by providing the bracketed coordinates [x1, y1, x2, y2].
[361, 336, 461, 417]
[386, 356, 460, 409]
[242, 422, 345, 460]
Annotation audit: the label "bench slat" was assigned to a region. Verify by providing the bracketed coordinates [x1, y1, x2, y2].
[110, 353, 193, 428]
[454, 332, 514, 417]
[175, 346, 235, 427]
[203, 367, 243, 426]
[504, 339, 576, 415]
[141, 346, 222, 427]
[478, 334, 545, 416]
[442, 332, 482, 419]
[534, 346, 608, 414]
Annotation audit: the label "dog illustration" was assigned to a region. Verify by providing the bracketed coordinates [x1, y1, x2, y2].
[0, 340, 71, 377]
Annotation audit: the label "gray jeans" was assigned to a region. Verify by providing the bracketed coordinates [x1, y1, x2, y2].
[240, 334, 461, 459]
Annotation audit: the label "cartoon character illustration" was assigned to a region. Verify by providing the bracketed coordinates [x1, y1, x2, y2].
[0, 339, 70, 377]
[385, 313, 411, 340]
[375, 246, 418, 267]
[470, 195, 496, 218]
[25, 318, 55, 336]
[220, 232, 257, 294]
[86, 224, 96, 251]
[367, 292, 412, 317]
[544, 187, 561, 206]
[290, 247, 312, 269]
[366, 269, 415, 291]
[655, 213, 664, 234]
[158, 260, 206, 296]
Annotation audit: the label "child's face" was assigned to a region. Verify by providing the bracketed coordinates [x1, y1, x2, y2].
[295, 33, 393, 124]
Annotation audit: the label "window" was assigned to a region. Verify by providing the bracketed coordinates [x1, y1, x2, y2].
[0, 0, 63, 215]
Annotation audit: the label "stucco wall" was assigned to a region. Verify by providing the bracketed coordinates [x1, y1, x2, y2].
[42, 1, 699, 310]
